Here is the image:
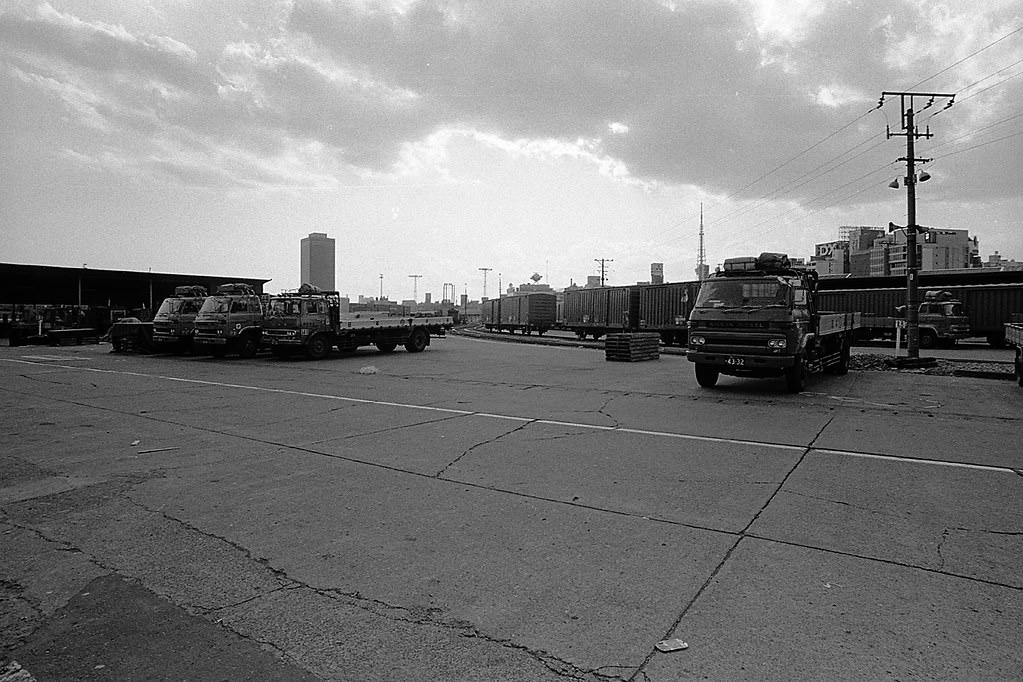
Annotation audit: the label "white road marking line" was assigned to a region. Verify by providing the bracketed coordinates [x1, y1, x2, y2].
[3, 358, 1016, 475]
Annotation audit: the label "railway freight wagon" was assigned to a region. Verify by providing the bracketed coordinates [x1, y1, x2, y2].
[481, 293, 556, 334]
[563, 286, 640, 339]
[637, 281, 702, 346]
[942, 284, 1023, 346]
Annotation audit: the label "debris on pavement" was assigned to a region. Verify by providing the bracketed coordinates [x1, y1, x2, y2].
[358, 366, 379, 375]
[655, 638, 689, 653]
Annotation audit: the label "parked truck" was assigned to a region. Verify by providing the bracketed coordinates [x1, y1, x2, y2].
[192, 283, 269, 358]
[817, 289, 970, 348]
[261, 285, 453, 359]
[152, 285, 207, 353]
[687, 253, 859, 392]
[1006, 320, 1023, 387]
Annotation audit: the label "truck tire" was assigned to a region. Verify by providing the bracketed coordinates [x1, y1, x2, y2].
[405, 328, 429, 353]
[987, 332, 1006, 348]
[238, 333, 259, 358]
[209, 346, 228, 358]
[305, 334, 330, 360]
[695, 364, 719, 388]
[375, 340, 397, 353]
[919, 329, 937, 349]
[785, 354, 807, 393]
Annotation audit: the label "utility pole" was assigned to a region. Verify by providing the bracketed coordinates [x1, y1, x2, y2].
[594, 258, 613, 286]
[696, 203, 706, 282]
[379, 274, 383, 301]
[408, 274, 422, 303]
[882, 90, 954, 362]
[478, 267, 492, 299]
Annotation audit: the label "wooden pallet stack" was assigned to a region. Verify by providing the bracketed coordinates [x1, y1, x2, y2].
[604, 332, 660, 362]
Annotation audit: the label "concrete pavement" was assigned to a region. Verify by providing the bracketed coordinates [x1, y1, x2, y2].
[1, 338, 1021, 680]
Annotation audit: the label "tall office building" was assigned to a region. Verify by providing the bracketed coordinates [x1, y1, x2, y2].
[300, 232, 335, 290]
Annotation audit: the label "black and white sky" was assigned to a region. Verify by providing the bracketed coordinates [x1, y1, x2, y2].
[2, 0, 1021, 297]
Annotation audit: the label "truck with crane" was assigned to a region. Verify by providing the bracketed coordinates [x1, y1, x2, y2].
[687, 253, 859, 392]
[816, 288, 970, 347]
[261, 285, 453, 359]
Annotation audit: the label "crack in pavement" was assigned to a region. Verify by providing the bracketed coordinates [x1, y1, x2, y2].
[433, 420, 533, 479]
[123, 495, 631, 681]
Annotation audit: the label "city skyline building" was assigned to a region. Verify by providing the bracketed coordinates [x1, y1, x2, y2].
[300, 232, 335, 291]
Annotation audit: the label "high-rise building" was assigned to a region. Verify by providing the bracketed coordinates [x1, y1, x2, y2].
[300, 232, 335, 290]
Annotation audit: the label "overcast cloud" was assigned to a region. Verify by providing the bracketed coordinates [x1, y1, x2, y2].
[1, 0, 1020, 294]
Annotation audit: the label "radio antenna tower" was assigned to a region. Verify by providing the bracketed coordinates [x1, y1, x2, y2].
[696, 203, 707, 282]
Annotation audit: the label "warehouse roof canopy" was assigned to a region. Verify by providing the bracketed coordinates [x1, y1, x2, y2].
[0, 262, 269, 310]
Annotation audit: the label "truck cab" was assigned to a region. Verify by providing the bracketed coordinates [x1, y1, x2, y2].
[192, 283, 268, 358]
[687, 253, 857, 392]
[898, 290, 971, 348]
[152, 285, 207, 353]
[262, 287, 341, 359]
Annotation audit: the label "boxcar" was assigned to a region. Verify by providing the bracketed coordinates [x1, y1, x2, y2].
[563, 286, 639, 340]
[482, 293, 556, 335]
[637, 281, 702, 346]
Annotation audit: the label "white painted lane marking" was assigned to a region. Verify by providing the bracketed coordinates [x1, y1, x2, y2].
[3, 358, 1017, 475]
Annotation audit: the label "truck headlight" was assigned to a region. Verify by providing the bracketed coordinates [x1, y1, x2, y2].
[690, 335, 706, 346]
[768, 338, 787, 349]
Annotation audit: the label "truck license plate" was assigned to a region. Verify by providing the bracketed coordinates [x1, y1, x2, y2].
[725, 357, 746, 366]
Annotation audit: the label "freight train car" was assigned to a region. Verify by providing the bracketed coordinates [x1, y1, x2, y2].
[563, 286, 639, 340]
[482, 293, 556, 335]
[637, 281, 702, 346]
[818, 271, 1023, 346]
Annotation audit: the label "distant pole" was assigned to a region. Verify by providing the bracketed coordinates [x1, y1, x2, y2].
[594, 258, 613, 286]
[696, 203, 706, 282]
[408, 274, 423, 303]
[379, 274, 383, 300]
[478, 267, 492, 299]
[883, 90, 954, 360]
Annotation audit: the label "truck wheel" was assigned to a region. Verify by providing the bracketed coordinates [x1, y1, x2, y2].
[695, 365, 719, 388]
[238, 333, 259, 358]
[210, 346, 228, 358]
[375, 340, 397, 353]
[919, 330, 937, 349]
[405, 328, 429, 353]
[305, 334, 330, 360]
[785, 354, 807, 393]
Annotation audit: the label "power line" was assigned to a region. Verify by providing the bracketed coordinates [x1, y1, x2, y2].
[909, 23, 1023, 91]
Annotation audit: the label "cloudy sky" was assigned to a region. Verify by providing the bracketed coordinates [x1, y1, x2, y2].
[1, 0, 1021, 300]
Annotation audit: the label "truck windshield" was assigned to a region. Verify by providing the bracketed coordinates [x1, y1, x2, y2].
[157, 299, 182, 315]
[694, 278, 791, 309]
[268, 299, 301, 316]
[198, 297, 231, 314]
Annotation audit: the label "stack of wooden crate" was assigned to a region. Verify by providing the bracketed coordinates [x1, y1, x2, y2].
[604, 333, 660, 362]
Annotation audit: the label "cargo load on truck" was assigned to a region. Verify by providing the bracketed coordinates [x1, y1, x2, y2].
[687, 253, 859, 392]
